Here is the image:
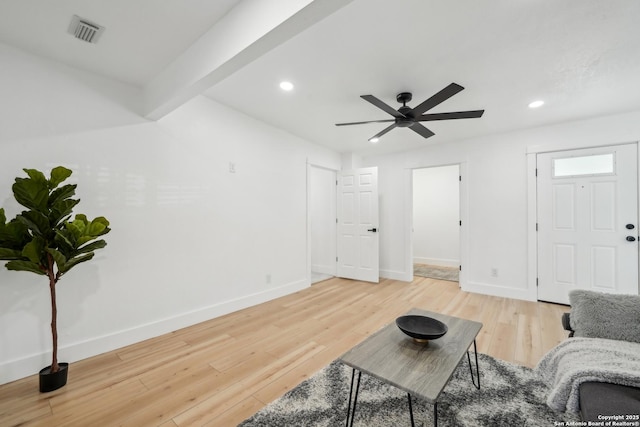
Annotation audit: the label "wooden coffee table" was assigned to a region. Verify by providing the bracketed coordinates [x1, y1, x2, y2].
[339, 308, 482, 426]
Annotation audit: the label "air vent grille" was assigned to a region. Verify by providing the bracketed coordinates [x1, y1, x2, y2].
[68, 15, 105, 44]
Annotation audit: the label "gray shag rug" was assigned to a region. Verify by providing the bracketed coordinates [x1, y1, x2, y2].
[238, 353, 580, 427]
[414, 264, 459, 282]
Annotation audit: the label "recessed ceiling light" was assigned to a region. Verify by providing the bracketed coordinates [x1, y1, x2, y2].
[279, 81, 294, 91]
[369, 137, 379, 143]
[528, 100, 544, 109]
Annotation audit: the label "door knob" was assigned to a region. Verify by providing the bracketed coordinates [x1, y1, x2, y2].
[626, 236, 636, 242]
[626, 224, 635, 230]
[367, 228, 378, 233]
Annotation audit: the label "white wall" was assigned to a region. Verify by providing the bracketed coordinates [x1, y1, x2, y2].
[0, 43, 340, 384]
[309, 166, 336, 275]
[367, 111, 640, 300]
[412, 165, 460, 267]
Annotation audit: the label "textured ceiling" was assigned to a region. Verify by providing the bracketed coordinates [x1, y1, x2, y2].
[204, 0, 640, 155]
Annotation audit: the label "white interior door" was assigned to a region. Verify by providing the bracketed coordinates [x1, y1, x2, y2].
[337, 167, 379, 283]
[537, 144, 639, 304]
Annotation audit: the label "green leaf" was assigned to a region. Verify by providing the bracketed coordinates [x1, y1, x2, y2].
[12, 176, 49, 213]
[65, 221, 83, 242]
[17, 211, 50, 237]
[0, 208, 5, 225]
[46, 248, 68, 273]
[0, 218, 31, 249]
[54, 229, 74, 250]
[49, 166, 72, 189]
[48, 184, 77, 207]
[60, 252, 94, 274]
[0, 248, 23, 260]
[49, 198, 80, 227]
[22, 237, 45, 264]
[23, 168, 47, 184]
[88, 217, 111, 236]
[5, 260, 46, 275]
[76, 236, 95, 247]
[76, 239, 107, 255]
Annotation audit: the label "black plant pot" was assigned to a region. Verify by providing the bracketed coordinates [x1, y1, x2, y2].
[39, 362, 69, 393]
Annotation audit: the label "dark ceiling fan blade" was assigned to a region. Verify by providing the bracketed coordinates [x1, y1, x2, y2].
[370, 123, 398, 140]
[335, 119, 395, 126]
[409, 123, 435, 139]
[417, 110, 485, 121]
[361, 95, 406, 118]
[411, 83, 465, 115]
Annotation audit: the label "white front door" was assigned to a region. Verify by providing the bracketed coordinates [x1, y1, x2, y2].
[336, 167, 379, 283]
[537, 144, 639, 304]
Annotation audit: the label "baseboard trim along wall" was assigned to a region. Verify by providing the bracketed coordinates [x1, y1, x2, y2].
[0, 279, 309, 385]
[311, 264, 335, 276]
[462, 281, 537, 302]
[380, 269, 413, 282]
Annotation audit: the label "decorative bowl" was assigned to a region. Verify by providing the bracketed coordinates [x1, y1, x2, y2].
[395, 315, 448, 343]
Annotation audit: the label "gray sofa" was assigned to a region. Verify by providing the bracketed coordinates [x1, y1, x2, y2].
[561, 290, 640, 421]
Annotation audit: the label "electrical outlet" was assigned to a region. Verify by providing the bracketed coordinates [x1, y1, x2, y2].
[491, 268, 498, 277]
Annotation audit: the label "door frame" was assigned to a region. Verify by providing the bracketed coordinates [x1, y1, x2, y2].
[526, 140, 640, 302]
[306, 162, 339, 285]
[404, 162, 468, 285]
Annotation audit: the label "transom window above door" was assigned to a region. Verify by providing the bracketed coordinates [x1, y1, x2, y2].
[552, 153, 615, 178]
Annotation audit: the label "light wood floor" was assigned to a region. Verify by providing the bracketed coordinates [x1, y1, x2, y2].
[0, 276, 569, 426]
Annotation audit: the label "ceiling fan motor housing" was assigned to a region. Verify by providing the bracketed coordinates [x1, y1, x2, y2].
[396, 105, 415, 127]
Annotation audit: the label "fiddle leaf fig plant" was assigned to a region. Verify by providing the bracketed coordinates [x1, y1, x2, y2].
[0, 166, 110, 374]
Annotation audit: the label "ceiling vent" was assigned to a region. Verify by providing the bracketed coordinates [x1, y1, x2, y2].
[68, 15, 105, 44]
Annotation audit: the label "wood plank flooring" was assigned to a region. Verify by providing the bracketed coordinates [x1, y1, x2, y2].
[0, 276, 569, 426]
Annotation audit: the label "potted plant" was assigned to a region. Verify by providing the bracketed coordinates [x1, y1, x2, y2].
[0, 166, 110, 392]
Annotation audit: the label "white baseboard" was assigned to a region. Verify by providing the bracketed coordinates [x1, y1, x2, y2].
[462, 281, 537, 302]
[380, 269, 413, 282]
[311, 264, 335, 276]
[413, 257, 460, 268]
[0, 279, 309, 385]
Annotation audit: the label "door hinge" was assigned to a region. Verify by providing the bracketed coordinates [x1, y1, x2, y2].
[536, 277, 539, 287]
[459, 220, 462, 226]
[336, 218, 338, 224]
[459, 265, 462, 271]
[536, 223, 539, 231]
[535, 168, 538, 177]
[459, 175, 462, 182]
[336, 179, 338, 185]
[336, 256, 338, 262]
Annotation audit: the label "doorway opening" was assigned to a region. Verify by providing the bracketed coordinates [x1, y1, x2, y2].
[309, 165, 337, 284]
[412, 165, 460, 282]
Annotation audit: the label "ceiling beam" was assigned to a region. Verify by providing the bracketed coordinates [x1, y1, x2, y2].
[143, 0, 352, 120]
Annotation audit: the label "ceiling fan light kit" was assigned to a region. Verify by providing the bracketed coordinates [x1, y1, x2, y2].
[336, 83, 485, 142]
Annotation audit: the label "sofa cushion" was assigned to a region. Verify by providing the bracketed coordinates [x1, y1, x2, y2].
[580, 382, 640, 421]
[569, 290, 640, 343]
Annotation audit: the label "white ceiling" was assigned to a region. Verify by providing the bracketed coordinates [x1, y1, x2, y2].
[0, 0, 240, 85]
[2, 0, 640, 156]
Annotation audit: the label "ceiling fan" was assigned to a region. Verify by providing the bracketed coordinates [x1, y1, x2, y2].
[335, 83, 484, 142]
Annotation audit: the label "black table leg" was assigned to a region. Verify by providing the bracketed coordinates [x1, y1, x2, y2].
[346, 369, 362, 427]
[407, 393, 415, 427]
[434, 401, 438, 427]
[466, 339, 481, 389]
